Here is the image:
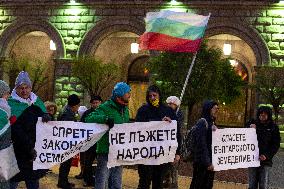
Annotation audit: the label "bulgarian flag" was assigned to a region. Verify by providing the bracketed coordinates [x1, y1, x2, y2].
[139, 10, 210, 53]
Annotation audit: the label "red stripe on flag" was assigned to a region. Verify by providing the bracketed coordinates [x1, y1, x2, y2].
[139, 32, 202, 52]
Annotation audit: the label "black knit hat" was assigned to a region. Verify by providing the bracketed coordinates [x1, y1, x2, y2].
[90, 95, 102, 103]
[67, 94, 80, 106]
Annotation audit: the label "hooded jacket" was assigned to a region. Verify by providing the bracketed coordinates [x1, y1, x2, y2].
[193, 100, 217, 167]
[247, 106, 280, 166]
[135, 85, 181, 154]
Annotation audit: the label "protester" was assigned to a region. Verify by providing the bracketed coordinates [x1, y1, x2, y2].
[44, 101, 57, 121]
[85, 83, 131, 189]
[247, 106, 280, 189]
[8, 71, 49, 189]
[190, 100, 218, 189]
[57, 94, 80, 189]
[135, 85, 178, 189]
[0, 80, 11, 189]
[164, 96, 184, 188]
[74, 105, 88, 180]
[80, 95, 103, 187]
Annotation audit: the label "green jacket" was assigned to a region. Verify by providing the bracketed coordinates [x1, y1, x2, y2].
[85, 99, 129, 154]
[8, 97, 46, 119]
[0, 108, 10, 151]
[0, 108, 8, 131]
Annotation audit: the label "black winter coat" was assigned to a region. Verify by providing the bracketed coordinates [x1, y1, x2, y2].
[193, 100, 217, 167]
[11, 105, 48, 182]
[135, 103, 181, 155]
[247, 119, 280, 166]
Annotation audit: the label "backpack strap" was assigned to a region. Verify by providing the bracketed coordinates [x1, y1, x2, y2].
[200, 118, 208, 129]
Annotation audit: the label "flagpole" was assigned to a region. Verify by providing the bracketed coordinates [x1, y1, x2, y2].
[177, 52, 197, 113]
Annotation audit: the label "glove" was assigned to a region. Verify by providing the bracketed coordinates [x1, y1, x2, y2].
[30, 148, 37, 161]
[106, 117, 114, 129]
[42, 113, 52, 123]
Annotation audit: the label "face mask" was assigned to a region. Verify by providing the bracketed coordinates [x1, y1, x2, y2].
[150, 98, 159, 107]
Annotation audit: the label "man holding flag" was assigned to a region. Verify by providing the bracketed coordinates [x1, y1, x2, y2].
[139, 10, 211, 189]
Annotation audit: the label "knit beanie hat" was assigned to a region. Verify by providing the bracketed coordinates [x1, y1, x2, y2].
[0, 80, 10, 98]
[166, 96, 181, 107]
[78, 106, 88, 117]
[15, 71, 32, 88]
[67, 94, 80, 106]
[111, 82, 131, 99]
[90, 95, 103, 103]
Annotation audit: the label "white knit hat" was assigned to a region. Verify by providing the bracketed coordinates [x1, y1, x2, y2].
[15, 71, 32, 88]
[0, 80, 10, 98]
[166, 96, 181, 107]
[78, 106, 88, 117]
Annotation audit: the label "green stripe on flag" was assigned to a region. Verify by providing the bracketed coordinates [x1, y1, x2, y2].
[146, 18, 205, 40]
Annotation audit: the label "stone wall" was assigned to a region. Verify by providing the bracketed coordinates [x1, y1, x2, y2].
[0, 0, 283, 111]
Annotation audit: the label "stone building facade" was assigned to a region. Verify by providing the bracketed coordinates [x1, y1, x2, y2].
[0, 0, 283, 125]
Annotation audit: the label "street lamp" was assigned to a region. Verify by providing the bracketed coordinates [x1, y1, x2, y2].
[131, 43, 139, 54]
[223, 43, 232, 55]
[50, 40, 56, 51]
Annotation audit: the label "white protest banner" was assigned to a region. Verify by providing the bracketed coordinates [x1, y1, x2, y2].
[33, 119, 108, 170]
[107, 121, 178, 168]
[212, 128, 260, 171]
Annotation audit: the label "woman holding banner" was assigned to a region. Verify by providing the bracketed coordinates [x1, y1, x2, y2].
[8, 71, 50, 189]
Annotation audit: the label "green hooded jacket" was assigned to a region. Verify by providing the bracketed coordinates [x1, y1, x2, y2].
[85, 99, 129, 154]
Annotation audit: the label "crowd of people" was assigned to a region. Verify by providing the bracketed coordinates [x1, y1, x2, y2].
[0, 71, 281, 189]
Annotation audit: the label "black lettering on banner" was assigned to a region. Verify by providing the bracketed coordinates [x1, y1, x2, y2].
[157, 146, 164, 157]
[115, 146, 169, 160]
[140, 147, 149, 158]
[110, 133, 126, 145]
[125, 149, 132, 159]
[73, 129, 79, 138]
[39, 153, 64, 163]
[119, 133, 125, 144]
[168, 146, 171, 155]
[87, 129, 93, 141]
[69, 140, 78, 149]
[54, 140, 60, 150]
[47, 140, 54, 150]
[110, 133, 119, 145]
[251, 144, 255, 151]
[156, 130, 164, 141]
[213, 144, 257, 154]
[217, 154, 254, 165]
[164, 129, 170, 140]
[170, 129, 176, 140]
[58, 127, 66, 137]
[61, 141, 69, 150]
[53, 126, 58, 136]
[42, 139, 48, 149]
[132, 148, 139, 159]
[117, 149, 124, 160]
[146, 130, 157, 141]
[137, 131, 146, 142]
[80, 129, 86, 138]
[149, 147, 157, 158]
[129, 132, 136, 143]
[53, 126, 92, 138]
[66, 128, 72, 137]
[221, 133, 246, 142]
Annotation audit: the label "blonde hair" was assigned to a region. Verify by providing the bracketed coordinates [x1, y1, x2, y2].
[44, 101, 57, 115]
